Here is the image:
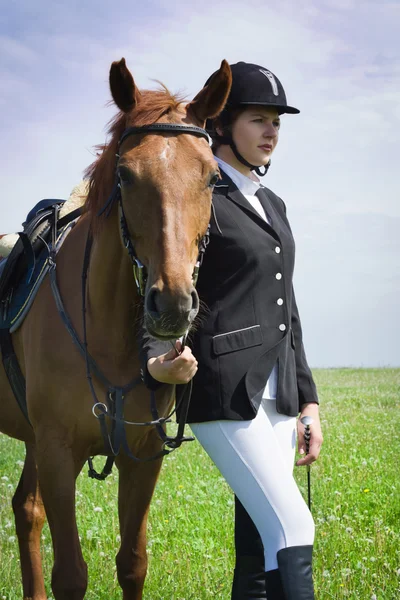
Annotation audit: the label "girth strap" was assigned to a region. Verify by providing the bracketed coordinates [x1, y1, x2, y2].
[0, 329, 30, 424]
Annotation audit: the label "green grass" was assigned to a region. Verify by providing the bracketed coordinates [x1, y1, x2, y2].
[1, 369, 400, 599]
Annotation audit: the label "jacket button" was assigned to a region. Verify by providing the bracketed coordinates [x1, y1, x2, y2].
[279, 324, 286, 331]
[277, 298, 284, 305]
[275, 273, 282, 280]
[275, 246, 281, 253]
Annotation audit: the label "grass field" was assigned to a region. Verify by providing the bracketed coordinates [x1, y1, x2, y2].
[1, 368, 399, 599]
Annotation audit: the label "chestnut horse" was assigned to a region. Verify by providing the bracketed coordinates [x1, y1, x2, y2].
[0, 58, 231, 599]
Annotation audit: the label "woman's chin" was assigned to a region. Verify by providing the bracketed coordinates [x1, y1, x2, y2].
[251, 152, 271, 166]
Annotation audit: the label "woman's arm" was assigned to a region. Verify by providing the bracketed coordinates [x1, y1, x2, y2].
[291, 288, 323, 465]
[291, 287, 319, 410]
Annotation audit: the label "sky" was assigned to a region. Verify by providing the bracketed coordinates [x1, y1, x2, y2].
[0, 0, 399, 367]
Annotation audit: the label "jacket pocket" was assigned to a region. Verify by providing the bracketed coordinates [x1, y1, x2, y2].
[290, 328, 296, 350]
[212, 325, 263, 356]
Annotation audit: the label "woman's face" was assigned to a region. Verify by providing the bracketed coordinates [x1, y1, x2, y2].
[231, 106, 280, 166]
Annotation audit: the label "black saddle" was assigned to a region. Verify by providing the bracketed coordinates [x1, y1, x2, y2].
[0, 198, 83, 423]
[0, 199, 83, 314]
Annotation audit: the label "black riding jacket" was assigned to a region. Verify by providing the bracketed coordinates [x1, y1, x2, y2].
[138, 171, 319, 422]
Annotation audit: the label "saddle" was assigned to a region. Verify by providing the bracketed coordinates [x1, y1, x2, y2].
[0, 198, 83, 423]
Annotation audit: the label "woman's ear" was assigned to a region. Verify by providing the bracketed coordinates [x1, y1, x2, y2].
[212, 118, 224, 138]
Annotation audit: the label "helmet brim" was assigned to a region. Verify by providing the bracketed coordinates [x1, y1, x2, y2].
[237, 102, 300, 115]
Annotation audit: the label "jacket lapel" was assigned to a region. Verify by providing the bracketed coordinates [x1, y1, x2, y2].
[216, 171, 281, 243]
[256, 187, 284, 240]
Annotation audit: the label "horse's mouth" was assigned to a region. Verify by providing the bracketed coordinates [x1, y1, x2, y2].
[144, 309, 198, 341]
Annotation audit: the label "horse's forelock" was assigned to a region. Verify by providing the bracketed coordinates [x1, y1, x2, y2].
[84, 88, 187, 229]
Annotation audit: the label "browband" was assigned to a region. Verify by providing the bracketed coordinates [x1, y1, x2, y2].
[119, 123, 211, 147]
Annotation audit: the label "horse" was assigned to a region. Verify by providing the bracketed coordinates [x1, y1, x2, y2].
[0, 57, 231, 600]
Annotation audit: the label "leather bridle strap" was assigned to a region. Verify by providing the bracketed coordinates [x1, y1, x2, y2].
[76, 122, 211, 475]
[97, 122, 212, 298]
[119, 123, 211, 147]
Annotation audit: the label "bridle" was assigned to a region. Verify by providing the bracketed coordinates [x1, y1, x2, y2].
[99, 123, 212, 297]
[50, 121, 213, 478]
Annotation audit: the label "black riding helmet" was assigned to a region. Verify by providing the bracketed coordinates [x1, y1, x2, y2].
[205, 62, 300, 176]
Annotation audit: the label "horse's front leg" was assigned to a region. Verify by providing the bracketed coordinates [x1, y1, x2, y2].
[12, 442, 47, 600]
[35, 432, 87, 600]
[116, 430, 164, 600]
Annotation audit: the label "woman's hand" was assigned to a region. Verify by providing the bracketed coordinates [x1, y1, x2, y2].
[296, 403, 323, 467]
[147, 340, 198, 385]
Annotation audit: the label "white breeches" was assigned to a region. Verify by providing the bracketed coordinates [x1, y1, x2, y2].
[190, 398, 315, 571]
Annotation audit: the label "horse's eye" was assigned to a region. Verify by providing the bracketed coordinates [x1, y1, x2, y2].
[118, 166, 134, 185]
[209, 173, 220, 188]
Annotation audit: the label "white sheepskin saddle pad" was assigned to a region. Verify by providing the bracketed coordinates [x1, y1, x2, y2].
[0, 181, 88, 258]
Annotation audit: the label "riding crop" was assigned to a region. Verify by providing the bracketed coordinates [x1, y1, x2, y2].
[300, 415, 313, 510]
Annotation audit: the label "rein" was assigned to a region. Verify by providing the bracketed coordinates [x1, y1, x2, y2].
[50, 122, 211, 478]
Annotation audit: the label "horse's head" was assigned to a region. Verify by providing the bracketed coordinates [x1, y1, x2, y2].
[104, 58, 231, 340]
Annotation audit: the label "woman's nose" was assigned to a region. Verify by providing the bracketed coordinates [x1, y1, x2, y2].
[263, 124, 277, 138]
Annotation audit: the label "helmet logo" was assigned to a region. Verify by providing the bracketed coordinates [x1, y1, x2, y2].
[259, 69, 279, 96]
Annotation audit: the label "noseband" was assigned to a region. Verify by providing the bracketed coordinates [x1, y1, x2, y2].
[98, 123, 212, 297]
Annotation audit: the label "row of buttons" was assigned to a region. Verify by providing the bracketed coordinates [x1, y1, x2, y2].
[275, 246, 284, 331]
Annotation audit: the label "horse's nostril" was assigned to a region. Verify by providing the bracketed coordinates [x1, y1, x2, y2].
[191, 289, 199, 312]
[146, 287, 158, 315]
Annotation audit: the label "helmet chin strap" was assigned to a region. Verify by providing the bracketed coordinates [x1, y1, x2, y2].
[216, 132, 271, 177]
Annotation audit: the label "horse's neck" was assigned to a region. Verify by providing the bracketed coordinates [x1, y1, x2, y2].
[87, 214, 140, 361]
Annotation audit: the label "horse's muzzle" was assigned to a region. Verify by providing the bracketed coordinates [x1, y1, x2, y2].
[144, 286, 199, 340]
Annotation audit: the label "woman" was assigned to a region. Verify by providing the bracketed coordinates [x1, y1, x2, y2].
[139, 62, 323, 600]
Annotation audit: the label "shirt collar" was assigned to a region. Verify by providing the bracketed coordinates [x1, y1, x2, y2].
[215, 157, 261, 196]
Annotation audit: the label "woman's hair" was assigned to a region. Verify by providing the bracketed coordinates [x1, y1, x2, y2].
[209, 106, 244, 154]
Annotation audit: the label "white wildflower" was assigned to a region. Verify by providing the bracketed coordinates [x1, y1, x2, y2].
[93, 507, 103, 513]
[322, 570, 330, 577]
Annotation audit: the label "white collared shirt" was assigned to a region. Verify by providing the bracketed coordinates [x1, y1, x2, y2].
[215, 157, 271, 225]
[214, 157, 278, 400]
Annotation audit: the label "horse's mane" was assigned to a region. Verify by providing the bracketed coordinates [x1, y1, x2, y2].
[84, 86, 186, 224]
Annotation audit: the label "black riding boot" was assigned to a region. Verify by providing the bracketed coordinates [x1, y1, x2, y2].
[231, 556, 268, 599]
[231, 497, 267, 599]
[264, 569, 285, 600]
[276, 545, 315, 599]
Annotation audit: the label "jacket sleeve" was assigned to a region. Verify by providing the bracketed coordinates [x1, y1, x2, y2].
[291, 287, 319, 410]
[137, 323, 171, 390]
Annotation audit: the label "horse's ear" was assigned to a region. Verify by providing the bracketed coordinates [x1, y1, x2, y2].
[186, 60, 232, 125]
[109, 58, 141, 113]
